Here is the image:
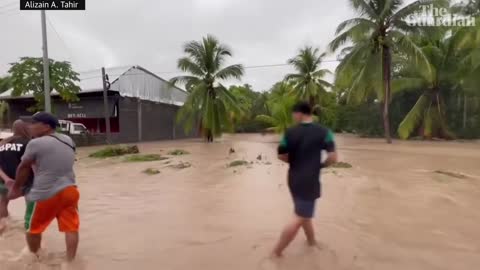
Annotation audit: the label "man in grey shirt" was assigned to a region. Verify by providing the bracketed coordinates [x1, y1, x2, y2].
[9, 112, 79, 262]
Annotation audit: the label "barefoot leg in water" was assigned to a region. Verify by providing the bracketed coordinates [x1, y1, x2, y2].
[272, 215, 305, 257]
[302, 219, 317, 246]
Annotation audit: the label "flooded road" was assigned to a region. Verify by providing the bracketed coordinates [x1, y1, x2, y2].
[1, 134, 480, 269]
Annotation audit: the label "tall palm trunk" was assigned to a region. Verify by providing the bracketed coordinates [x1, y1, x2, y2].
[382, 44, 392, 144]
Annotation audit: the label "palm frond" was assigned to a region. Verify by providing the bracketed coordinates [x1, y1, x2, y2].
[391, 77, 427, 95]
[214, 64, 244, 81]
[170, 76, 201, 87]
[335, 18, 377, 35]
[329, 22, 375, 52]
[398, 94, 429, 139]
[390, 30, 433, 79]
[349, 0, 379, 18]
[177, 57, 205, 76]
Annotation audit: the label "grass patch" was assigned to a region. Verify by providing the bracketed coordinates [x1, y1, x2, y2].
[434, 170, 468, 179]
[143, 168, 160, 175]
[168, 162, 192, 169]
[331, 162, 353, 169]
[168, 149, 190, 156]
[228, 160, 249, 167]
[124, 154, 168, 162]
[89, 145, 139, 158]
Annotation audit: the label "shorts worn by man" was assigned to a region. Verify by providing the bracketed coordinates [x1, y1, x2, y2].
[272, 101, 337, 257]
[9, 112, 79, 261]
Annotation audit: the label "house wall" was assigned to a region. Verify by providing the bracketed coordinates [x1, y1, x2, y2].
[117, 97, 196, 143]
[2, 96, 197, 145]
[116, 97, 139, 143]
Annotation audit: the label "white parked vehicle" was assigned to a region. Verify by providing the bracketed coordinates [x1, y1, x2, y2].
[0, 130, 13, 141]
[58, 120, 89, 135]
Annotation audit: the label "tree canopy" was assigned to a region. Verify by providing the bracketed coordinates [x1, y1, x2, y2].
[8, 57, 80, 109]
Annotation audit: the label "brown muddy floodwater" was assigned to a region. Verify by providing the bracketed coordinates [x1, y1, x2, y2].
[1, 134, 480, 270]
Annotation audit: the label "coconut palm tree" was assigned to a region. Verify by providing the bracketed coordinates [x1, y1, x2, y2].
[170, 35, 244, 142]
[395, 29, 457, 139]
[256, 99, 296, 134]
[285, 46, 332, 111]
[452, 0, 480, 16]
[330, 0, 441, 143]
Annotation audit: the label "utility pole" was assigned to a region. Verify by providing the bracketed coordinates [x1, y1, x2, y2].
[102, 67, 112, 143]
[41, 10, 51, 113]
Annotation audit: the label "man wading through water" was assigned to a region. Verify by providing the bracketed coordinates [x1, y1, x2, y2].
[0, 120, 32, 233]
[273, 101, 338, 257]
[8, 112, 79, 262]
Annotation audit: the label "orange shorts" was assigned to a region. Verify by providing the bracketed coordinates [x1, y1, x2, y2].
[25, 186, 80, 234]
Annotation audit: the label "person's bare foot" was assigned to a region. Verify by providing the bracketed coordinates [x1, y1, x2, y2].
[307, 240, 326, 250]
[307, 239, 317, 246]
[270, 249, 283, 258]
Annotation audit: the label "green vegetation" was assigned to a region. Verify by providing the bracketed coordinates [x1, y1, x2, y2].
[143, 168, 161, 175]
[124, 154, 168, 162]
[89, 145, 139, 158]
[171, 35, 244, 142]
[330, 162, 353, 169]
[8, 57, 81, 110]
[0, 76, 11, 93]
[168, 0, 479, 141]
[168, 162, 192, 169]
[228, 160, 249, 167]
[168, 149, 190, 156]
[285, 47, 332, 110]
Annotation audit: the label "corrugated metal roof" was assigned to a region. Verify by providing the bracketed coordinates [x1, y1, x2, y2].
[78, 66, 132, 91]
[0, 66, 187, 106]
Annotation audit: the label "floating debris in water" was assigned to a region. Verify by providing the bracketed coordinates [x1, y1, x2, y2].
[229, 148, 235, 154]
[168, 162, 192, 169]
[143, 168, 160, 175]
[228, 160, 249, 167]
[168, 149, 190, 156]
[434, 170, 468, 179]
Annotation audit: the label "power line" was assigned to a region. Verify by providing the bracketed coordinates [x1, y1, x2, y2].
[77, 59, 341, 80]
[46, 16, 74, 62]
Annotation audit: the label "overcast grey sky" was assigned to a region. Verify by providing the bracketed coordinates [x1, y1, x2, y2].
[0, 0, 417, 91]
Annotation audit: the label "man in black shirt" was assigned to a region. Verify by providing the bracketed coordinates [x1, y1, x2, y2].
[273, 101, 338, 257]
[0, 120, 32, 233]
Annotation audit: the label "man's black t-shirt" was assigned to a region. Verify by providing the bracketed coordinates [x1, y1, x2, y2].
[277, 123, 336, 200]
[0, 137, 33, 192]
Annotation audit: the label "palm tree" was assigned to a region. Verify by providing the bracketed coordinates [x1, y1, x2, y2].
[256, 83, 297, 134]
[285, 46, 332, 111]
[452, 0, 480, 16]
[330, 0, 439, 143]
[170, 35, 244, 142]
[395, 29, 456, 139]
